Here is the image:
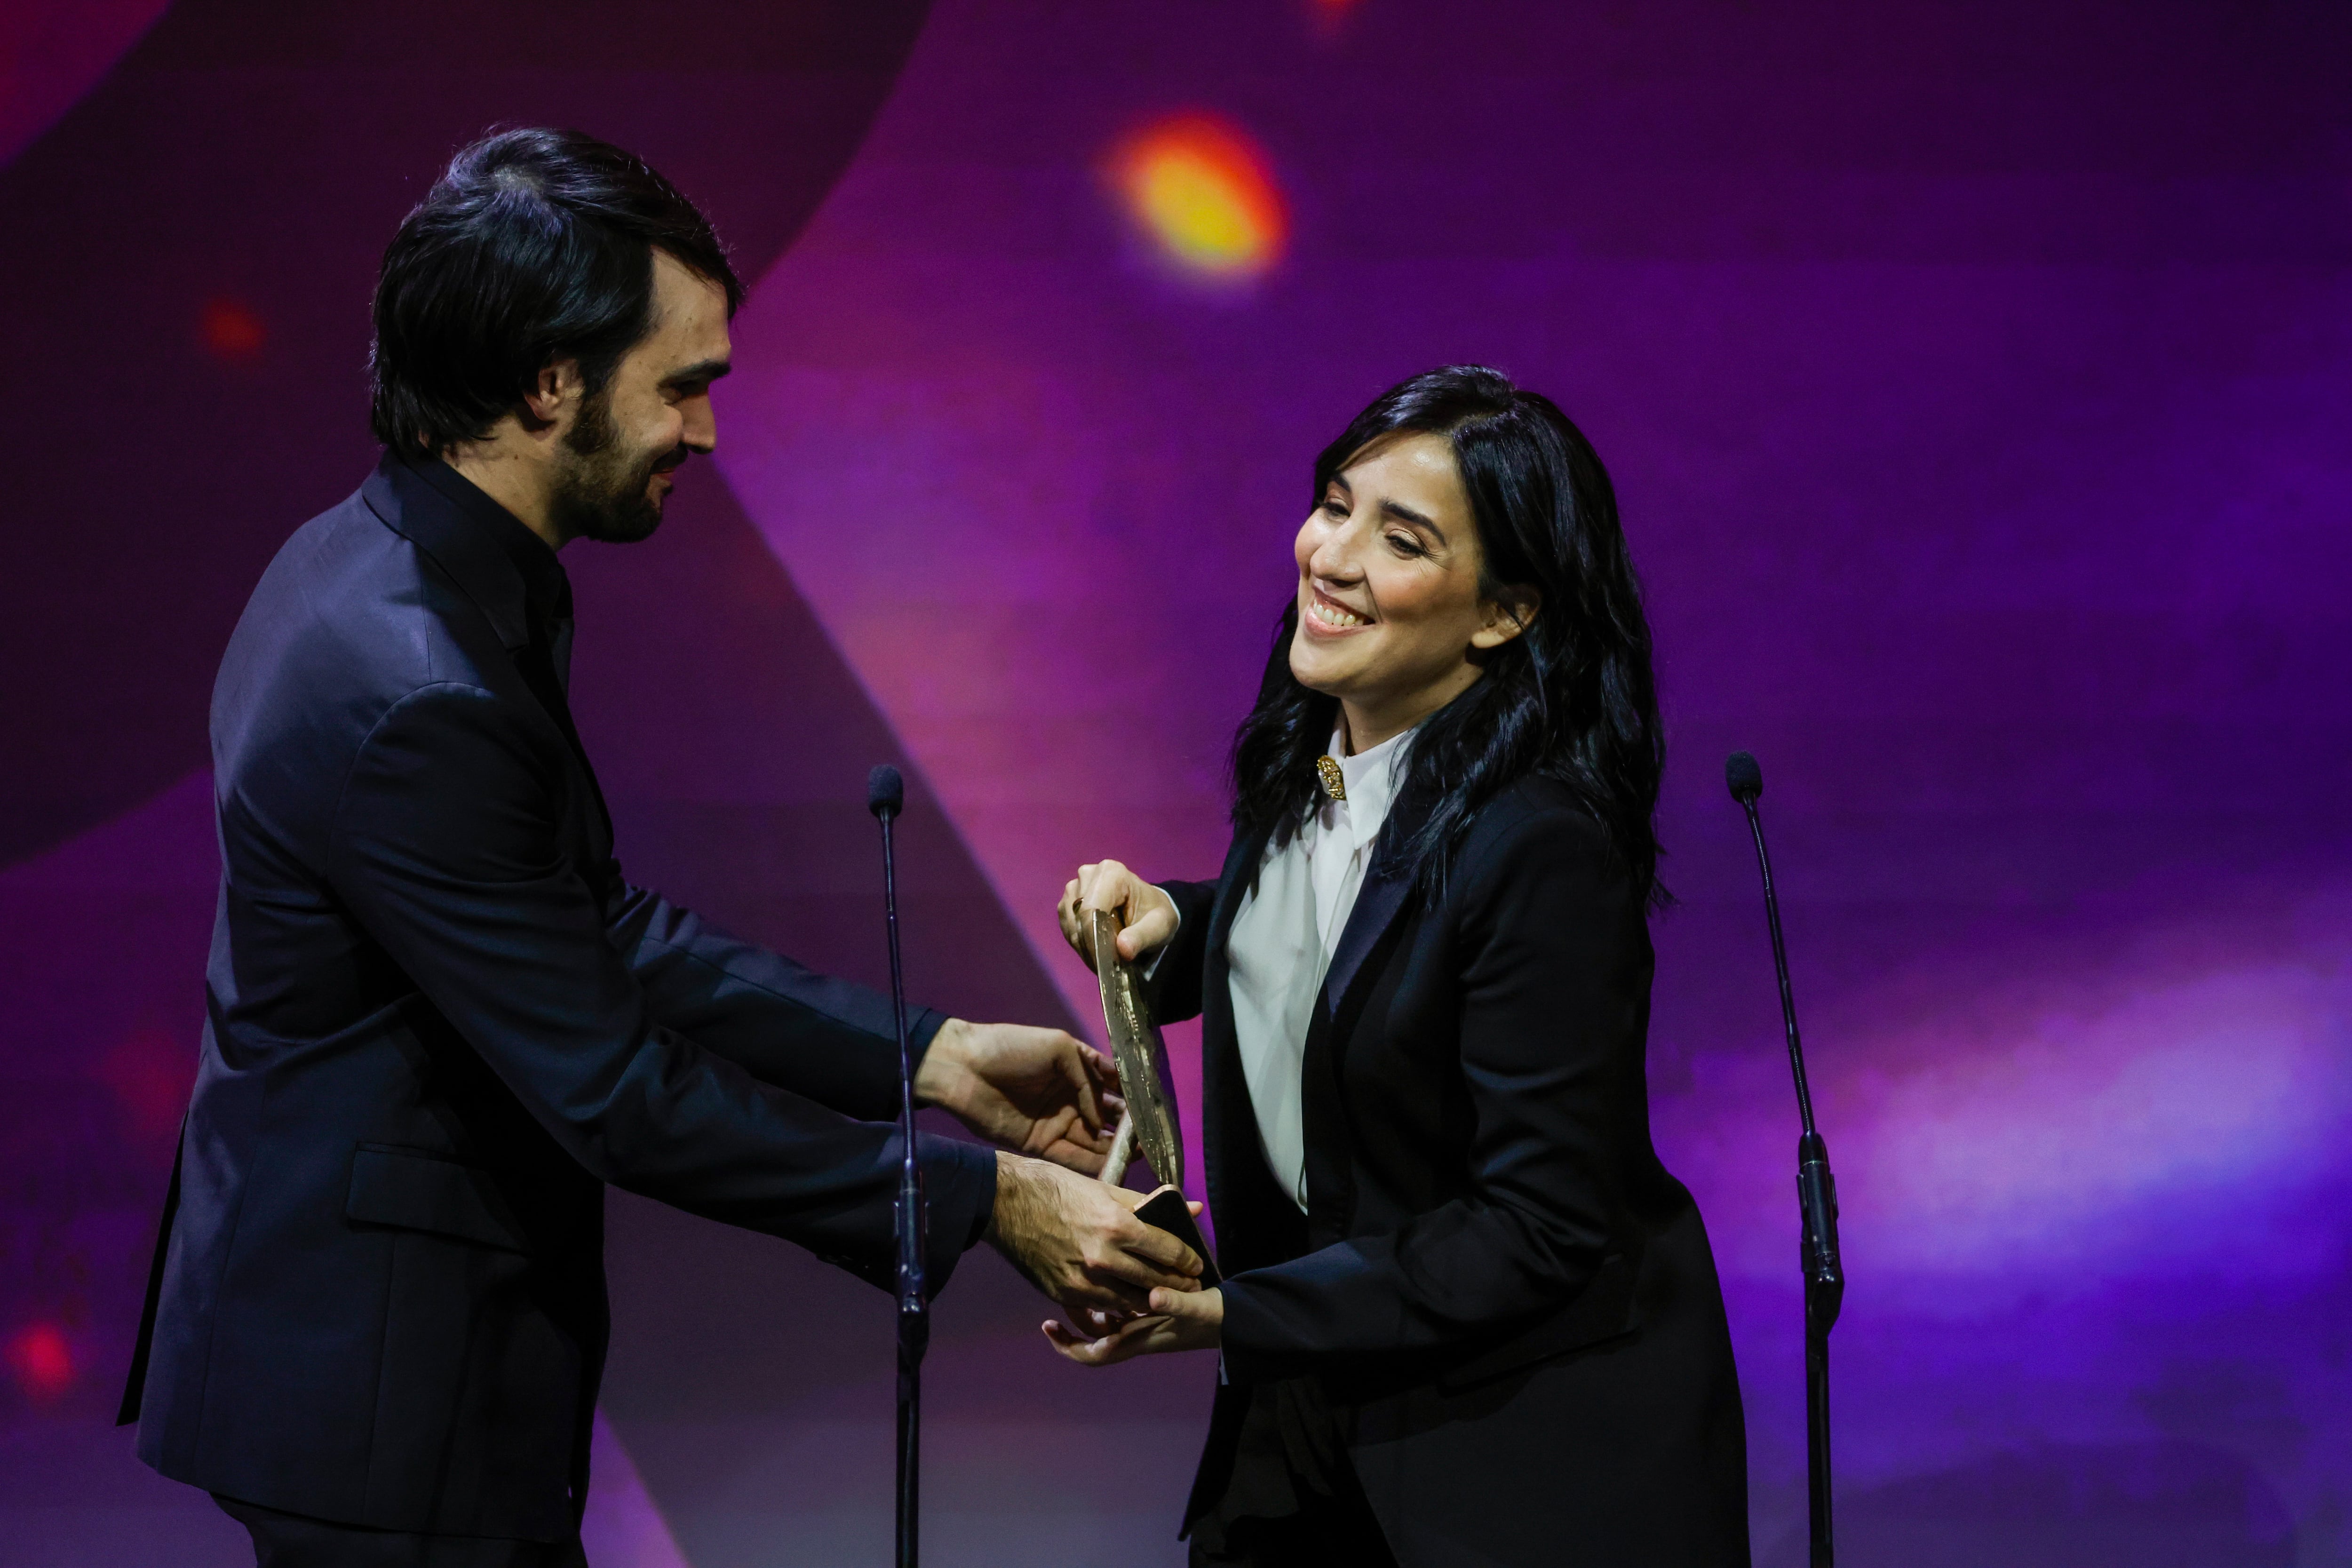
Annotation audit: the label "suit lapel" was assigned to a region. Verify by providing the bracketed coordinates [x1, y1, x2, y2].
[1203, 822, 1271, 980]
[1200, 791, 1438, 1254]
[1290, 791, 1428, 1243]
[1303, 846, 1409, 1232]
[1195, 818, 1315, 1272]
[1321, 783, 1432, 1027]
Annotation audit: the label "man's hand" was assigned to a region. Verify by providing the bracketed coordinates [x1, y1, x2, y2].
[917, 1020, 1120, 1174]
[987, 1153, 1203, 1314]
[1057, 859, 1179, 968]
[1043, 1283, 1223, 1366]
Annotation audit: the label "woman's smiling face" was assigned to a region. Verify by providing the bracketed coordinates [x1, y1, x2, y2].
[1289, 431, 1533, 750]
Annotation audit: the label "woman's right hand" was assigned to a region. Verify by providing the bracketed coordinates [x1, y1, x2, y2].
[1058, 859, 1179, 969]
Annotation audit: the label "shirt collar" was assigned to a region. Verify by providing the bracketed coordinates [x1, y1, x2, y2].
[1332, 723, 1414, 836]
[362, 452, 567, 652]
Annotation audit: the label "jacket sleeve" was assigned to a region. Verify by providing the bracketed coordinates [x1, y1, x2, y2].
[1147, 877, 1223, 1024]
[602, 880, 943, 1122]
[1216, 803, 1634, 1380]
[327, 682, 994, 1295]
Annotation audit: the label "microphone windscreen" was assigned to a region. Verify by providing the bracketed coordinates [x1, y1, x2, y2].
[867, 764, 906, 818]
[1724, 750, 1764, 803]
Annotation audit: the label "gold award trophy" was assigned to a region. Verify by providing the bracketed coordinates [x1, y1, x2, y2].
[1090, 909, 1220, 1285]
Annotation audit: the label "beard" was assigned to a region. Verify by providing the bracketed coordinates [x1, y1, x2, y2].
[548, 388, 682, 544]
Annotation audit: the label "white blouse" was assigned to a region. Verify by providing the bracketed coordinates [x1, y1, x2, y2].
[1222, 727, 1412, 1212]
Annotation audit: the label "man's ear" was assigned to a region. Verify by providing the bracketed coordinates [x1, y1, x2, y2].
[518, 358, 582, 427]
[1469, 586, 1542, 650]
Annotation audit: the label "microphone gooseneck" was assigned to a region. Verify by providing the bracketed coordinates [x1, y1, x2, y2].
[1724, 751, 1812, 1137]
[869, 761, 924, 1568]
[1725, 749, 1843, 1568]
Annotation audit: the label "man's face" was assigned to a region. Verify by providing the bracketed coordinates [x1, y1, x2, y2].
[548, 249, 731, 544]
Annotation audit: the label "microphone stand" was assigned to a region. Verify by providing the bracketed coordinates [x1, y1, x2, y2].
[868, 766, 926, 1568]
[1726, 752, 1843, 1568]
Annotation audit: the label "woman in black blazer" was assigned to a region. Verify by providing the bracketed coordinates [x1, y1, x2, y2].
[1051, 367, 1749, 1566]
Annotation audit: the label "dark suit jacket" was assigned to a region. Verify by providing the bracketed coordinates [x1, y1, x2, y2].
[120, 456, 996, 1542]
[1154, 775, 1750, 1566]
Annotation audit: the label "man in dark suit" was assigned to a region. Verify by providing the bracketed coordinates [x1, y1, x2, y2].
[119, 127, 1199, 1567]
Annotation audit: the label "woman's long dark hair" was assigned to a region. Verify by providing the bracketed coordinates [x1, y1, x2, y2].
[1231, 365, 1667, 905]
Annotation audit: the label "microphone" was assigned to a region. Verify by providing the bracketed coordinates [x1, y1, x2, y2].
[867, 762, 924, 1567]
[868, 763, 905, 819]
[1725, 748, 1762, 805]
[1725, 749, 1843, 1568]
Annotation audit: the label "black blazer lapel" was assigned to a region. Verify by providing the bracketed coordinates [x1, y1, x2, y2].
[1195, 819, 1308, 1275]
[1296, 792, 1430, 1244]
[1320, 786, 1432, 1029]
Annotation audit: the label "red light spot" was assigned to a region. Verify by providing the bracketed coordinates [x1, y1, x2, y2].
[7, 1323, 74, 1402]
[101, 1026, 190, 1145]
[200, 297, 266, 362]
[1303, 0, 1364, 37]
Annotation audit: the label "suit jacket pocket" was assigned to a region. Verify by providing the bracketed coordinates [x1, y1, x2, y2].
[1435, 1252, 1637, 1395]
[346, 1145, 528, 1254]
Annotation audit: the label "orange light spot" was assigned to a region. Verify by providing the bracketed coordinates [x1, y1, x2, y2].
[1109, 112, 1287, 279]
[6, 1323, 74, 1402]
[200, 297, 266, 362]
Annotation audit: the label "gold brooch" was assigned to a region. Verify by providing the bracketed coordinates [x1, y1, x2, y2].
[1315, 755, 1347, 802]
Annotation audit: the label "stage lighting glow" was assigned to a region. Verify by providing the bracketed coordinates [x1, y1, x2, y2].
[199, 296, 266, 362]
[1110, 112, 1286, 278]
[103, 1025, 191, 1141]
[1848, 962, 2352, 1279]
[6, 1321, 73, 1401]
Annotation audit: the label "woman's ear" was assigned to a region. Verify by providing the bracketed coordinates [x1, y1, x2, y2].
[1470, 586, 1542, 650]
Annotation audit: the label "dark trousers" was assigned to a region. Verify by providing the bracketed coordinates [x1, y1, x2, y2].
[1188, 1482, 1398, 1567]
[1187, 1376, 1401, 1568]
[214, 1496, 588, 1568]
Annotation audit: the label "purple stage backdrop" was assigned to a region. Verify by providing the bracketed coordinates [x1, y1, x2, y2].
[3, 2, 2349, 1564]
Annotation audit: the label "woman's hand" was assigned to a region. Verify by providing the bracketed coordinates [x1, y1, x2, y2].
[1042, 1280, 1224, 1366]
[1057, 859, 1179, 969]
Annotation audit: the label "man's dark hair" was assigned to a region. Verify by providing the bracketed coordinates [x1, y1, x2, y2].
[370, 127, 743, 454]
